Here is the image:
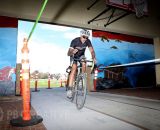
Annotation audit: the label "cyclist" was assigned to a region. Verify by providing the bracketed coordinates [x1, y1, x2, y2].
[67, 29, 96, 98]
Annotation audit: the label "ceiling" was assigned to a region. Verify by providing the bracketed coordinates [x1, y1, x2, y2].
[0, 0, 160, 37]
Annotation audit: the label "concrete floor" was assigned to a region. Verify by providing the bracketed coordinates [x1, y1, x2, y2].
[31, 88, 160, 130]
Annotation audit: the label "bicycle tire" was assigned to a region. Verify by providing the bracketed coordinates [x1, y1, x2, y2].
[66, 72, 76, 102]
[70, 84, 76, 102]
[75, 73, 87, 109]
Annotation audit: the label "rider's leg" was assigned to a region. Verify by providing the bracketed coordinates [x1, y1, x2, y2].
[67, 63, 77, 98]
[68, 63, 77, 88]
[82, 62, 86, 73]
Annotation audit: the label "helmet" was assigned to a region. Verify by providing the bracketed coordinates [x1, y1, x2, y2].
[80, 29, 90, 37]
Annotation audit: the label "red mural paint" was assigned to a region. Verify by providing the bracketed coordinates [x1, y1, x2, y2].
[0, 16, 18, 28]
[92, 30, 153, 44]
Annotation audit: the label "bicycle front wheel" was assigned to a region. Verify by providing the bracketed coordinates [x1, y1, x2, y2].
[70, 84, 76, 102]
[75, 73, 87, 109]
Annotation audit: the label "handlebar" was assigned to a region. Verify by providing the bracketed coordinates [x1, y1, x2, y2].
[72, 57, 95, 73]
[71, 46, 96, 73]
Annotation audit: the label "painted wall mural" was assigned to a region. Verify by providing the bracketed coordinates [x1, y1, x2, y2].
[92, 30, 155, 89]
[0, 16, 18, 96]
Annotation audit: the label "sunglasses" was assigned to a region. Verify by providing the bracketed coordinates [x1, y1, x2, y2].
[82, 36, 88, 39]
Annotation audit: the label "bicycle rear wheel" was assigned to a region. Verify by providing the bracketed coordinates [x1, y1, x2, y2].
[75, 73, 87, 109]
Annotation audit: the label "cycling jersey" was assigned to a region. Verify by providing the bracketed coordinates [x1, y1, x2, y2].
[70, 37, 92, 58]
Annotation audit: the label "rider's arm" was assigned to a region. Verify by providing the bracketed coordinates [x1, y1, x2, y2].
[88, 46, 96, 63]
[87, 39, 96, 62]
[68, 38, 79, 56]
[67, 47, 78, 56]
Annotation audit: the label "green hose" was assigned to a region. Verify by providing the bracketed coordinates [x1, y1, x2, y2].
[27, 0, 48, 42]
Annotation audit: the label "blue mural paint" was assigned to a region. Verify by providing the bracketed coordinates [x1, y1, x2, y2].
[92, 36, 155, 88]
[0, 28, 17, 68]
[0, 28, 17, 95]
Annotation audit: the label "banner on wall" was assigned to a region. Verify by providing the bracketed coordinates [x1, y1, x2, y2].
[92, 30, 155, 89]
[0, 16, 18, 96]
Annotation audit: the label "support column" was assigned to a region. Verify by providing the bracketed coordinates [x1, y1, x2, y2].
[15, 63, 22, 96]
[86, 66, 93, 92]
[154, 37, 160, 87]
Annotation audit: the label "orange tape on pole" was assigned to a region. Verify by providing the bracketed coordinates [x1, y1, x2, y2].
[21, 38, 31, 121]
[60, 79, 63, 87]
[48, 74, 50, 89]
[48, 79, 50, 89]
[35, 80, 38, 91]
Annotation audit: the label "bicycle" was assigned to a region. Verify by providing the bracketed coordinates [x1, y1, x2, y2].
[66, 56, 94, 109]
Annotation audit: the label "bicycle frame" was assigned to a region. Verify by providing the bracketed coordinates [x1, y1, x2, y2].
[67, 57, 94, 109]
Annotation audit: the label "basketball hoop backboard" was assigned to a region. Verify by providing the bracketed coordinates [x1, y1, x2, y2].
[106, 0, 148, 17]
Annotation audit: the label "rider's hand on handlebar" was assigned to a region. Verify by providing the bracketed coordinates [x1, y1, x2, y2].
[73, 49, 78, 54]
